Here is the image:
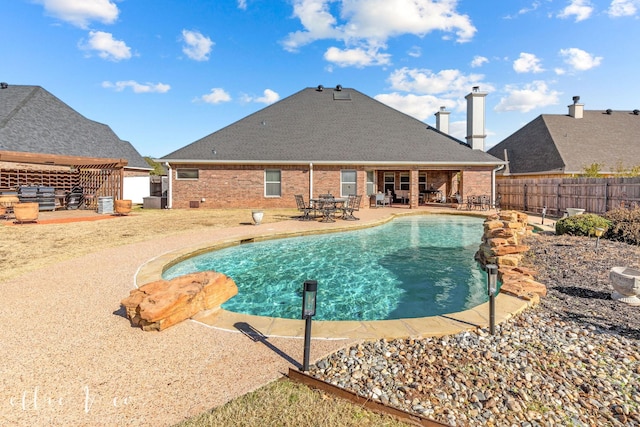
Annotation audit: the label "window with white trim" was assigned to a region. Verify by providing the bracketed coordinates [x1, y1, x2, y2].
[341, 170, 357, 196]
[366, 171, 375, 195]
[176, 168, 199, 180]
[265, 169, 281, 197]
[400, 172, 410, 190]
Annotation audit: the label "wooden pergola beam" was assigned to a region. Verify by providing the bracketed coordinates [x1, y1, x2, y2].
[0, 150, 128, 168]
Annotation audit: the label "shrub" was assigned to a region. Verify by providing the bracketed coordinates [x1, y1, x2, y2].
[603, 207, 640, 245]
[555, 213, 611, 236]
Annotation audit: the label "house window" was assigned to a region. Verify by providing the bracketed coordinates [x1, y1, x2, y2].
[341, 170, 357, 196]
[419, 173, 427, 192]
[176, 168, 199, 180]
[366, 171, 375, 195]
[265, 169, 281, 197]
[400, 173, 410, 190]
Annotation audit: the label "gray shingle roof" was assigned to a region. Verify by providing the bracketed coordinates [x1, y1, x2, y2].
[0, 84, 150, 170]
[162, 87, 503, 165]
[488, 110, 640, 175]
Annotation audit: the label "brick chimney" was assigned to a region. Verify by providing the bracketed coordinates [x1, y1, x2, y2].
[465, 86, 487, 150]
[568, 96, 583, 118]
[435, 106, 450, 134]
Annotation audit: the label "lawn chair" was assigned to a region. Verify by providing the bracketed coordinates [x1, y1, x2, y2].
[317, 198, 337, 223]
[294, 194, 313, 221]
[342, 194, 362, 220]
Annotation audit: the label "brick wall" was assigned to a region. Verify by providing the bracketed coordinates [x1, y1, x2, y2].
[169, 163, 494, 209]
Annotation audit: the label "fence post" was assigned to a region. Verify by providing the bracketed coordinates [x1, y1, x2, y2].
[556, 183, 561, 216]
[604, 182, 609, 213]
[523, 183, 528, 212]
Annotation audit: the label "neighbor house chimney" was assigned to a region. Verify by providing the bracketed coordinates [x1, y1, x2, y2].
[568, 96, 583, 119]
[465, 86, 487, 150]
[435, 106, 450, 134]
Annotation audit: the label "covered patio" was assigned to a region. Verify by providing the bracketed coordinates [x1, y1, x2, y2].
[0, 150, 127, 210]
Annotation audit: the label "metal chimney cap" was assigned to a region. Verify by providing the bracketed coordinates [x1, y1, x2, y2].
[572, 95, 580, 104]
[472, 86, 480, 92]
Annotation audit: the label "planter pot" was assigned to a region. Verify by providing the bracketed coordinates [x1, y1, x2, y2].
[13, 202, 39, 223]
[251, 210, 264, 225]
[610, 266, 640, 306]
[115, 199, 132, 215]
[566, 208, 585, 216]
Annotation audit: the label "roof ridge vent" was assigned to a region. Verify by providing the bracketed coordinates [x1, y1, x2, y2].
[606, 109, 613, 115]
[0, 82, 8, 89]
[633, 109, 639, 115]
[316, 85, 324, 91]
[335, 84, 342, 91]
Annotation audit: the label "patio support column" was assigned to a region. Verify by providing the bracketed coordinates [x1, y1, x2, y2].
[165, 162, 173, 209]
[309, 162, 313, 201]
[409, 169, 419, 209]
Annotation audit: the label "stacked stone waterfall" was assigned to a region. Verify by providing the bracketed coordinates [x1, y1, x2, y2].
[475, 211, 547, 303]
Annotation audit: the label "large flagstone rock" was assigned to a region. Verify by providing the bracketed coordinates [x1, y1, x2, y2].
[121, 271, 238, 331]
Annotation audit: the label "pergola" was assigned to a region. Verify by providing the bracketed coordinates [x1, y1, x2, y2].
[0, 150, 128, 209]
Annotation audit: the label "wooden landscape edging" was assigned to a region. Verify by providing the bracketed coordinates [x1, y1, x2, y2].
[288, 368, 451, 427]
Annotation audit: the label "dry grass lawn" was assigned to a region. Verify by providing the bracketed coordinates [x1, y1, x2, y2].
[0, 207, 298, 282]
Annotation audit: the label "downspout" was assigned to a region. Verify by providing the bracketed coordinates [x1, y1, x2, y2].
[164, 162, 173, 209]
[309, 162, 313, 201]
[492, 164, 505, 208]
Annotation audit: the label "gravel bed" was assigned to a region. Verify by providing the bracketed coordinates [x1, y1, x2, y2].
[309, 233, 640, 426]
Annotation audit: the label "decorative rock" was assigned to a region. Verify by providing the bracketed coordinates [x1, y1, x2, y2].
[121, 271, 238, 331]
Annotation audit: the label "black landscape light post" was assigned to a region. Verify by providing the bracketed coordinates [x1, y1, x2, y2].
[301, 280, 317, 372]
[486, 264, 498, 335]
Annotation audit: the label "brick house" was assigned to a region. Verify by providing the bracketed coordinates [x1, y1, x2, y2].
[161, 85, 504, 209]
[0, 83, 151, 204]
[488, 96, 640, 179]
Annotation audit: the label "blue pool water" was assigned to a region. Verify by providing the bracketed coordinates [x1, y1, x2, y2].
[163, 215, 488, 321]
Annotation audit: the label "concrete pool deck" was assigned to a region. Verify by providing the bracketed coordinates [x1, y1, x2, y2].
[136, 206, 541, 340]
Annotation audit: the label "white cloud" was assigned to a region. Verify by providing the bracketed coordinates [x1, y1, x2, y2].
[374, 92, 456, 121]
[324, 46, 391, 67]
[181, 30, 214, 61]
[559, 47, 602, 71]
[495, 81, 561, 113]
[254, 89, 280, 104]
[608, 0, 639, 17]
[282, 0, 476, 66]
[199, 88, 232, 104]
[36, 0, 119, 28]
[387, 67, 491, 97]
[102, 81, 170, 93]
[238, 0, 247, 10]
[408, 46, 422, 58]
[557, 0, 593, 22]
[513, 52, 544, 73]
[80, 31, 131, 61]
[471, 55, 488, 68]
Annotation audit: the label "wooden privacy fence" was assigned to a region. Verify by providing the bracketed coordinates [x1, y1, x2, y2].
[496, 177, 640, 217]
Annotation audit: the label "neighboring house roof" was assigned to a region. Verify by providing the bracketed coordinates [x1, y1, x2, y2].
[162, 86, 503, 166]
[488, 110, 640, 175]
[0, 84, 150, 170]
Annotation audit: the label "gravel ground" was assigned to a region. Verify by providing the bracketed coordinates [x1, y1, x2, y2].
[310, 233, 640, 426]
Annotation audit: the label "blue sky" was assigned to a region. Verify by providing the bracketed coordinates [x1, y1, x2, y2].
[2, 0, 638, 158]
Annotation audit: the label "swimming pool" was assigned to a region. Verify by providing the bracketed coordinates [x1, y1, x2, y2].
[163, 214, 488, 321]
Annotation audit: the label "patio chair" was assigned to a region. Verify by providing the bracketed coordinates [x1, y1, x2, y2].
[317, 198, 337, 223]
[294, 194, 313, 221]
[455, 193, 464, 210]
[480, 194, 490, 210]
[494, 194, 502, 212]
[342, 194, 362, 220]
[374, 192, 390, 207]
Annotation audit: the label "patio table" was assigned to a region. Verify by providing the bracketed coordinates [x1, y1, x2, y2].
[311, 197, 347, 222]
